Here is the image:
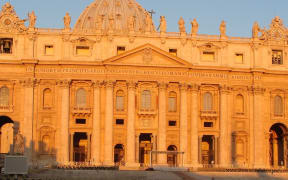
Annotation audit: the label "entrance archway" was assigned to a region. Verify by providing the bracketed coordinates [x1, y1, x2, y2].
[73, 132, 87, 162]
[139, 133, 153, 166]
[114, 144, 124, 166]
[269, 123, 288, 167]
[201, 135, 215, 165]
[0, 116, 14, 154]
[167, 145, 177, 167]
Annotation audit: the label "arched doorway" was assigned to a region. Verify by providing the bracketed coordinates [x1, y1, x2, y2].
[201, 135, 215, 165]
[114, 144, 124, 166]
[167, 145, 177, 167]
[0, 116, 14, 154]
[269, 123, 288, 168]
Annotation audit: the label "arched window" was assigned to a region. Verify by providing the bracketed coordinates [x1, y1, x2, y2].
[0, 86, 9, 106]
[141, 90, 151, 110]
[76, 88, 87, 107]
[116, 90, 124, 111]
[235, 94, 244, 113]
[43, 88, 52, 109]
[274, 95, 283, 116]
[168, 91, 177, 112]
[203, 92, 213, 111]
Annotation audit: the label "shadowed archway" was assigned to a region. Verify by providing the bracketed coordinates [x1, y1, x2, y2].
[269, 123, 288, 168]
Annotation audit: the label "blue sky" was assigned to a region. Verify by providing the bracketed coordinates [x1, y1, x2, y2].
[5, 0, 288, 37]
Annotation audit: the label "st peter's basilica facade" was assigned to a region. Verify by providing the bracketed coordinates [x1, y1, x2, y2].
[0, 0, 287, 170]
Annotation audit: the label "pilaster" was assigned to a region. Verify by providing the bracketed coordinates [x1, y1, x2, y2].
[180, 83, 188, 166]
[103, 80, 114, 166]
[157, 82, 167, 165]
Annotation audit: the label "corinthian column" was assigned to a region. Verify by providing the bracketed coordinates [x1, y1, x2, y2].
[104, 81, 114, 166]
[58, 80, 70, 163]
[158, 82, 167, 165]
[21, 78, 35, 163]
[253, 86, 266, 168]
[219, 85, 229, 167]
[91, 81, 101, 165]
[180, 83, 188, 166]
[190, 84, 199, 167]
[126, 81, 138, 167]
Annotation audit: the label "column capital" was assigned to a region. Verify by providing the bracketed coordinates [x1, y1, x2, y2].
[104, 80, 115, 89]
[251, 86, 266, 95]
[127, 81, 137, 90]
[19, 78, 36, 88]
[56, 79, 71, 88]
[92, 80, 101, 89]
[180, 83, 188, 91]
[189, 83, 200, 93]
[220, 85, 232, 94]
[158, 82, 167, 91]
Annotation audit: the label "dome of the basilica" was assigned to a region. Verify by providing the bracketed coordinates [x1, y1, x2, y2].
[74, 0, 154, 33]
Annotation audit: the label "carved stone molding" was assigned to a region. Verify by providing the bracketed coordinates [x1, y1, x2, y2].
[158, 82, 167, 91]
[180, 83, 188, 91]
[92, 80, 101, 89]
[142, 48, 153, 64]
[104, 80, 114, 89]
[127, 81, 137, 90]
[220, 85, 232, 94]
[252, 86, 266, 95]
[0, 3, 27, 33]
[19, 78, 36, 88]
[56, 79, 71, 88]
[190, 84, 200, 92]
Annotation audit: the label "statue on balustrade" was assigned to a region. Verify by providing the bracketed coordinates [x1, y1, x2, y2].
[219, 20, 226, 37]
[28, 11, 36, 29]
[252, 21, 260, 39]
[191, 18, 199, 36]
[63, 12, 71, 30]
[178, 17, 186, 34]
[160, 16, 167, 33]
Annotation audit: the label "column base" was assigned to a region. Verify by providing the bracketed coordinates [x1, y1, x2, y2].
[125, 162, 140, 168]
[103, 161, 115, 167]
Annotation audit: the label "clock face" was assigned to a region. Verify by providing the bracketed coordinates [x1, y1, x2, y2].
[4, 18, 11, 26]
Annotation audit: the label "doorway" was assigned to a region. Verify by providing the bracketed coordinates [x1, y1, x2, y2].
[201, 135, 215, 165]
[114, 144, 124, 166]
[73, 132, 88, 162]
[167, 145, 177, 167]
[269, 123, 287, 167]
[0, 116, 14, 154]
[139, 133, 153, 166]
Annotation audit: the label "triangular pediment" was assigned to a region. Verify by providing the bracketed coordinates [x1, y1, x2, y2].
[102, 44, 192, 68]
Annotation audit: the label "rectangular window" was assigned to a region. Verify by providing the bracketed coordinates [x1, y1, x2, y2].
[272, 50, 283, 65]
[0, 38, 13, 54]
[169, 121, 177, 127]
[169, 49, 177, 56]
[76, 119, 86, 124]
[45, 45, 54, 55]
[168, 97, 177, 112]
[116, 119, 124, 125]
[204, 122, 213, 127]
[76, 46, 90, 56]
[117, 46, 126, 55]
[116, 96, 124, 111]
[202, 51, 215, 62]
[235, 53, 244, 64]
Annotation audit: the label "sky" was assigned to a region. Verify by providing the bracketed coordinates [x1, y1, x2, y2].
[4, 0, 288, 37]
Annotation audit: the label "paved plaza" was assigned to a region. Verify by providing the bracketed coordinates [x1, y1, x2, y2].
[28, 170, 288, 180]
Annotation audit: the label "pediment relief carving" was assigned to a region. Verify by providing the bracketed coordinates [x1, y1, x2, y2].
[103, 44, 192, 68]
[0, 3, 27, 33]
[260, 16, 288, 42]
[70, 36, 96, 45]
[197, 42, 222, 50]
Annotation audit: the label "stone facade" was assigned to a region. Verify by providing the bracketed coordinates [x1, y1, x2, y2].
[0, 0, 288, 169]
